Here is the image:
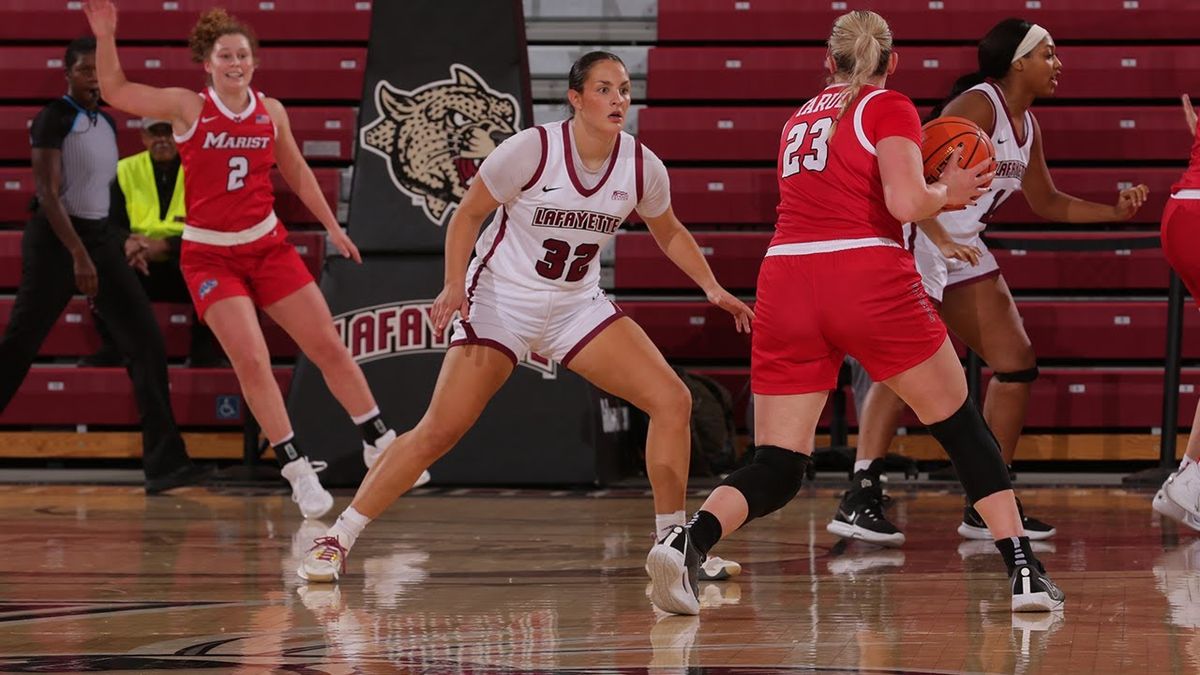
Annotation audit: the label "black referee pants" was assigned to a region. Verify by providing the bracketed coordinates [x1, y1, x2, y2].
[0, 215, 190, 481]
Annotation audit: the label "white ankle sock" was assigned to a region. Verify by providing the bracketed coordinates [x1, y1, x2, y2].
[655, 510, 686, 540]
[854, 459, 874, 474]
[328, 506, 371, 551]
[350, 406, 380, 425]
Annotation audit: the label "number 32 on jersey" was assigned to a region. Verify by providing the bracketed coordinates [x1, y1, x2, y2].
[781, 118, 832, 178]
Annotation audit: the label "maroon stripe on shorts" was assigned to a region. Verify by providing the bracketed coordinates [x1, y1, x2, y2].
[450, 321, 518, 365]
[561, 304, 627, 368]
[944, 267, 1001, 293]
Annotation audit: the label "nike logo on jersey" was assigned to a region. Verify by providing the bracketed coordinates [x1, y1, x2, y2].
[995, 136, 1008, 144]
[542, 186, 562, 192]
[201, 115, 219, 123]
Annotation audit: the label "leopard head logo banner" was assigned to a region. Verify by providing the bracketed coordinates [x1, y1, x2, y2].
[360, 65, 521, 226]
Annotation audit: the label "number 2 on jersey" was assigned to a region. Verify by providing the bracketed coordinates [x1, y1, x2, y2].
[781, 118, 832, 178]
[536, 239, 600, 282]
[227, 156, 248, 192]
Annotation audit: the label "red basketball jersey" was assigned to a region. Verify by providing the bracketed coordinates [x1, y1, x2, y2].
[772, 83, 922, 247]
[1173, 128, 1200, 193]
[175, 88, 277, 232]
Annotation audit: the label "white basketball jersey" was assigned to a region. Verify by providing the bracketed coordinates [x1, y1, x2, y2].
[468, 121, 643, 291]
[937, 83, 1033, 238]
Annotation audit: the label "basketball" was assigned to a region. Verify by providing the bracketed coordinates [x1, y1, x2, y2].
[921, 116, 996, 188]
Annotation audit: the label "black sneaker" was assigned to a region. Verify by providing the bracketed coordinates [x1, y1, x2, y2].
[645, 525, 700, 615]
[826, 464, 905, 547]
[1015, 498, 1056, 540]
[1010, 563, 1065, 612]
[958, 499, 1057, 540]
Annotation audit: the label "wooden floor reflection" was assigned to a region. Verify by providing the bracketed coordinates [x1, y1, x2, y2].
[0, 484, 1196, 673]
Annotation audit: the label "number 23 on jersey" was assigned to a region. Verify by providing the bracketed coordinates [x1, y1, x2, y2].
[781, 117, 832, 178]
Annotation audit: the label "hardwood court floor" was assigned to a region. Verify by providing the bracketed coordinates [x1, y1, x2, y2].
[0, 483, 1195, 674]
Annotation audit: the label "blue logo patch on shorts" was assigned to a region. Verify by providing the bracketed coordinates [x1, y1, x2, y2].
[198, 279, 218, 299]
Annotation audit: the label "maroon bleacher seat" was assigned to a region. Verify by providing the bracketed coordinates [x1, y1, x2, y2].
[618, 300, 751, 360]
[1, 228, 321, 288]
[613, 232, 766, 291]
[649, 46, 1200, 102]
[0, 168, 30, 224]
[271, 168, 340, 226]
[658, 0, 1200, 42]
[0, 47, 365, 101]
[664, 169, 779, 226]
[639, 107, 790, 162]
[665, 168, 1177, 226]
[0, 0, 372, 42]
[618, 298, 1198, 361]
[0, 296, 300, 359]
[612, 231, 1171, 292]
[988, 232, 1171, 291]
[0, 365, 291, 426]
[989, 169, 1177, 225]
[0, 230, 18, 288]
[0, 106, 355, 162]
[641, 106, 1194, 163]
[0, 167, 337, 226]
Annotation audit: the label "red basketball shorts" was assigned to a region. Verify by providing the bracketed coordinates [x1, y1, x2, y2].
[751, 244, 947, 395]
[1162, 196, 1200, 308]
[180, 224, 314, 320]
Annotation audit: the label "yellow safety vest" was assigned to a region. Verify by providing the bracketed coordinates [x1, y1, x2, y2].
[116, 151, 186, 238]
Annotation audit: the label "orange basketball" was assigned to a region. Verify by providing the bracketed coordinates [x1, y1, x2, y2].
[920, 116, 995, 189]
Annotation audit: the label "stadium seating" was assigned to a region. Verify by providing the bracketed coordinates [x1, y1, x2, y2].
[692, 366, 1200, 431]
[0, 229, 323, 286]
[610, 231, 1171, 292]
[617, 299, 1200, 362]
[0, 295, 300, 360]
[0, 366, 291, 427]
[0, 0, 372, 42]
[0, 47, 365, 102]
[640, 106, 1196, 163]
[0, 168, 338, 226]
[663, 168, 1178, 226]
[648, 46, 1200, 102]
[657, 0, 1200, 42]
[0, 106, 356, 163]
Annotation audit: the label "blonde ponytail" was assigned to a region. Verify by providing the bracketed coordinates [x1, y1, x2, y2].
[827, 11, 893, 129]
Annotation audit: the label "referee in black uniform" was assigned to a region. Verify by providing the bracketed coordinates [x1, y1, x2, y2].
[0, 37, 202, 493]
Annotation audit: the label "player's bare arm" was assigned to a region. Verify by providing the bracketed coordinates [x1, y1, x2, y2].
[643, 206, 754, 333]
[85, 0, 202, 131]
[262, 97, 360, 261]
[915, 217, 981, 266]
[939, 90, 996, 134]
[430, 179, 502, 337]
[1022, 116, 1148, 222]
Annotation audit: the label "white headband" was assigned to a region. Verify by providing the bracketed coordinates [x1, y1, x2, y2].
[1012, 24, 1050, 63]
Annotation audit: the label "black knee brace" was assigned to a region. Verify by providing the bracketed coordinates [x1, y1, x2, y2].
[717, 445, 810, 522]
[928, 400, 1012, 504]
[994, 366, 1039, 383]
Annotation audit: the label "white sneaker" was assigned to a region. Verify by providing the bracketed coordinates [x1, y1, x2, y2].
[281, 458, 334, 520]
[645, 526, 701, 616]
[1162, 463, 1200, 532]
[363, 430, 431, 488]
[298, 535, 349, 583]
